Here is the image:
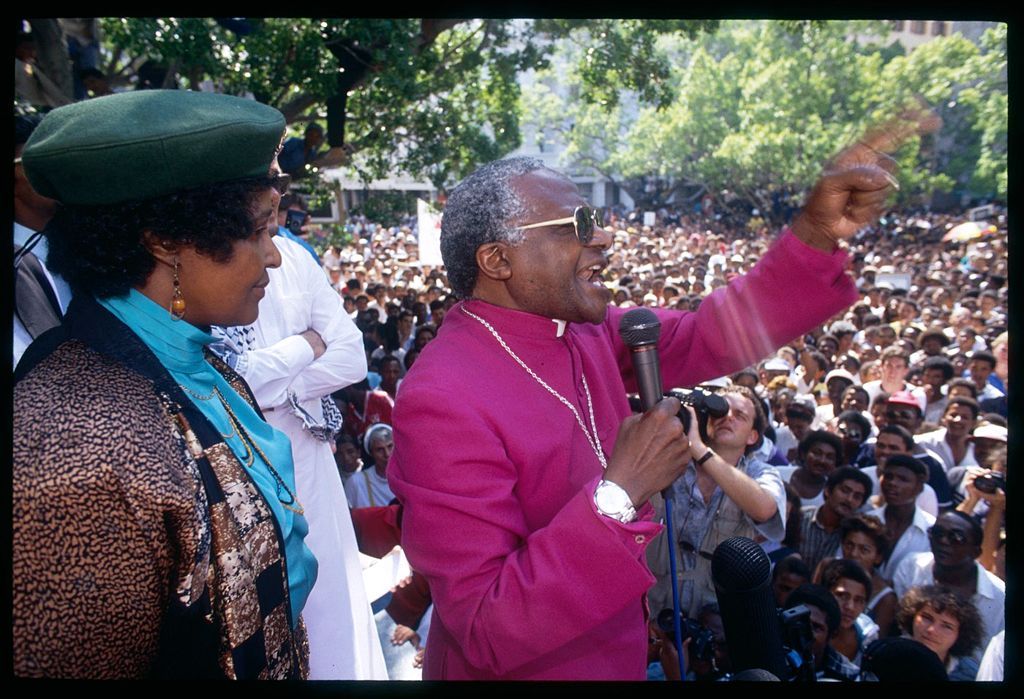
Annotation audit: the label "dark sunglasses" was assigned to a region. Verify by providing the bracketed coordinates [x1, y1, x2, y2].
[517, 206, 604, 245]
[271, 173, 292, 195]
[928, 526, 969, 545]
[885, 409, 919, 421]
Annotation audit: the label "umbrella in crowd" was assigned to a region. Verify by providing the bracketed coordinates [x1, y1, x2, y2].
[942, 221, 997, 242]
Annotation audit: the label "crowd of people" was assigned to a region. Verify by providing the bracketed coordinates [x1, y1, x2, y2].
[12, 78, 1006, 682]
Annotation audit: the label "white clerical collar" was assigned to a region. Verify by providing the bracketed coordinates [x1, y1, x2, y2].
[552, 318, 568, 337]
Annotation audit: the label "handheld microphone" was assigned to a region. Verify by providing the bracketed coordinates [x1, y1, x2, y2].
[711, 536, 790, 680]
[620, 307, 687, 679]
[619, 307, 662, 411]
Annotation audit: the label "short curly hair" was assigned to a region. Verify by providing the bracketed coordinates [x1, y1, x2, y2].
[839, 513, 891, 561]
[835, 410, 872, 442]
[44, 175, 278, 299]
[439, 156, 548, 298]
[825, 466, 873, 503]
[819, 557, 873, 600]
[797, 429, 844, 466]
[897, 585, 985, 659]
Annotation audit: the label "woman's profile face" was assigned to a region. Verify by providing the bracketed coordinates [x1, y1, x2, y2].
[176, 187, 281, 327]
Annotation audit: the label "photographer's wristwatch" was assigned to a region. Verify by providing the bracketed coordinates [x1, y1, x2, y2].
[594, 480, 637, 523]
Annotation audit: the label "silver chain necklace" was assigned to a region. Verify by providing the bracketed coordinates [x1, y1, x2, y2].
[460, 305, 608, 469]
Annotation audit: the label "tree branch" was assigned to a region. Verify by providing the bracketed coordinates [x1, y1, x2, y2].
[433, 20, 486, 72]
[418, 19, 465, 50]
[279, 93, 320, 123]
[103, 46, 123, 77]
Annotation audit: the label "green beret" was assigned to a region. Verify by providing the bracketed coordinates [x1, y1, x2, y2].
[22, 89, 285, 206]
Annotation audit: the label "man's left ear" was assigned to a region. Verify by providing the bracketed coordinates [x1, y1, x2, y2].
[475, 241, 513, 283]
[747, 430, 761, 448]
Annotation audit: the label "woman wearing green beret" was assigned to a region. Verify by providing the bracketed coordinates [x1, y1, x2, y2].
[13, 90, 317, 679]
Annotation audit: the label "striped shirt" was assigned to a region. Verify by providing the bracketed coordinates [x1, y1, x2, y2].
[797, 505, 842, 572]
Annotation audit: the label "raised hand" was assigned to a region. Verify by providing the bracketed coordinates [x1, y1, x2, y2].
[792, 103, 941, 250]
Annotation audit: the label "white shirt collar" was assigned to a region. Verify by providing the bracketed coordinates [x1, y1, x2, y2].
[911, 505, 937, 531]
[974, 561, 1004, 599]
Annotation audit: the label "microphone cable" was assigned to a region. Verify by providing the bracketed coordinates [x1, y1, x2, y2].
[664, 495, 686, 680]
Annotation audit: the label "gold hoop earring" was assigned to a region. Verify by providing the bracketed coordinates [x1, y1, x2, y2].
[170, 259, 186, 320]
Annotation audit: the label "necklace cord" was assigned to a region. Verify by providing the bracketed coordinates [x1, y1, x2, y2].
[180, 382, 304, 514]
[460, 306, 608, 470]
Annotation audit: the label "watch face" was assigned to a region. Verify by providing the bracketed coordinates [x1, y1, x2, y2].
[597, 481, 629, 515]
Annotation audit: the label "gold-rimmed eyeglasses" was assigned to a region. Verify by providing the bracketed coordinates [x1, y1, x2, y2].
[516, 206, 604, 246]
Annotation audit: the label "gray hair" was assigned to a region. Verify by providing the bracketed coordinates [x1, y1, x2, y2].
[440, 156, 549, 298]
[363, 423, 393, 454]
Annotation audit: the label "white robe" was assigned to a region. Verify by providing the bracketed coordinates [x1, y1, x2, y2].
[224, 237, 387, 680]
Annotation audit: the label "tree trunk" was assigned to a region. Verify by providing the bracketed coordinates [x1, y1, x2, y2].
[161, 59, 179, 89]
[27, 18, 74, 103]
[419, 19, 465, 49]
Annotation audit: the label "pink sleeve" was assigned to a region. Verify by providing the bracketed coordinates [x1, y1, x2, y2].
[610, 229, 858, 392]
[389, 385, 661, 676]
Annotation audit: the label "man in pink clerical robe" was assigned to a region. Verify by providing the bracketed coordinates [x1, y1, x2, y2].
[389, 121, 922, 679]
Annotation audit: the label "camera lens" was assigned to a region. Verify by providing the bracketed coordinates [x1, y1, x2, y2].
[656, 608, 676, 635]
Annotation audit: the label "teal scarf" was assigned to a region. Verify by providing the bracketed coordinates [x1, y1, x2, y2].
[98, 289, 316, 628]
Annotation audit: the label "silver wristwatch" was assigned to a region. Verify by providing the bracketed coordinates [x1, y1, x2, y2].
[594, 480, 637, 523]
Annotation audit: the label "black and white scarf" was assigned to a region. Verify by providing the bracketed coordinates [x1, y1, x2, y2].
[210, 324, 343, 443]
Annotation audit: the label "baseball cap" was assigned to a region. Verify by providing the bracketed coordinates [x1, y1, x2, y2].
[972, 424, 1008, 442]
[763, 357, 791, 372]
[887, 390, 923, 412]
[824, 369, 856, 385]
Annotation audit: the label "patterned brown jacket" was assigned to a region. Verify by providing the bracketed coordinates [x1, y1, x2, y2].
[13, 295, 308, 679]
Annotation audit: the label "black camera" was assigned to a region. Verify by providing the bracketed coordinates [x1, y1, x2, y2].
[974, 470, 1005, 494]
[285, 208, 306, 235]
[656, 608, 715, 663]
[667, 387, 730, 434]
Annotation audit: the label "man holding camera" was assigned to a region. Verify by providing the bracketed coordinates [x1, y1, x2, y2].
[648, 385, 786, 619]
[277, 192, 320, 264]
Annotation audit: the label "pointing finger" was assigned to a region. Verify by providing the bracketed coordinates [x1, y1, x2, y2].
[859, 101, 942, 153]
[829, 99, 941, 173]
